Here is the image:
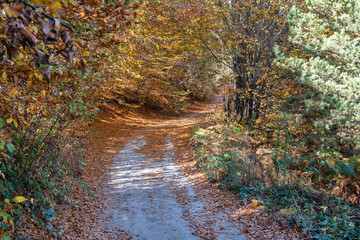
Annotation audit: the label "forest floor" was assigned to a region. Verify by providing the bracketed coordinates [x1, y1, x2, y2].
[60, 96, 302, 239]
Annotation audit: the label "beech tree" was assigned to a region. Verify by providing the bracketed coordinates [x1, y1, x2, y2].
[200, 0, 295, 124]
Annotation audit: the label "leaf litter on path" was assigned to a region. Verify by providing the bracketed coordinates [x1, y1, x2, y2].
[60, 96, 302, 239]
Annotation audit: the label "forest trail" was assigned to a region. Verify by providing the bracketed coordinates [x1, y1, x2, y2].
[63, 96, 300, 239]
[100, 98, 246, 239]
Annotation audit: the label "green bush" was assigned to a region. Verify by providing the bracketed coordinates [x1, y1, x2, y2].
[192, 114, 360, 239]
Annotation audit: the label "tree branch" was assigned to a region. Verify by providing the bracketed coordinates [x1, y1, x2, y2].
[19, 0, 73, 31]
[197, 36, 233, 70]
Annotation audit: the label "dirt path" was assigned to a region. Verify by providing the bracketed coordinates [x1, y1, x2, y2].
[102, 115, 245, 239]
[62, 97, 301, 239]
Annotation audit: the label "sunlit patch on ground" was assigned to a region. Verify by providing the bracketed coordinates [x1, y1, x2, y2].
[61, 96, 302, 239]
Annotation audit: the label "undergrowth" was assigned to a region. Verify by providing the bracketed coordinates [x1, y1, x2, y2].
[0, 87, 96, 239]
[192, 110, 360, 239]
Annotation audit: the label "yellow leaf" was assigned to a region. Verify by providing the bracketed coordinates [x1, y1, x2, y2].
[2, 72, 7, 81]
[9, 218, 14, 232]
[13, 196, 27, 203]
[5, 199, 10, 204]
[24, 121, 30, 128]
[279, 208, 296, 216]
[11, 87, 17, 96]
[2, 216, 8, 224]
[53, 1, 62, 10]
[31, 25, 38, 33]
[6, 118, 12, 124]
[27, 80, 33, 88]
[251, 199, 262, 208]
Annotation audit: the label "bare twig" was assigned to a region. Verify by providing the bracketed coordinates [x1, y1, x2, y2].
[19, 0, 74, 31]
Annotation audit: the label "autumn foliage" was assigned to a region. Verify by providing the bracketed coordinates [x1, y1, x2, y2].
[111, 0, 217, 113]
[0, 0, 219, 237]
[192, 0, 360, 239]
[0, 0, 359, 238]
[0, 0, 142, 238]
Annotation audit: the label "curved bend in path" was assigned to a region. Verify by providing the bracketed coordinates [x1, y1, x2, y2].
[64, 97, 302, 239]
[99, 98, 246, 240]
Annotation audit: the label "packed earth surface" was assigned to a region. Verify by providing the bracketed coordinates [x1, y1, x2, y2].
[61, 97, 302, 239]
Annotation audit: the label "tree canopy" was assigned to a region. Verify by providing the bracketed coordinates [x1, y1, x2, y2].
[0, 0, 359, 238]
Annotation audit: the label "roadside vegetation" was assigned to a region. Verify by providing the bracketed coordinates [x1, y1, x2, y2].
[0, 0, 215, 238]
[0, 0, 359, 239]
[192, 0, 360, 239]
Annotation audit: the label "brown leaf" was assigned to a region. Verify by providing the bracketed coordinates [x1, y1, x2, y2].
[123, 9, 133, 15]
[61, 31, 71, 44]
[18, 24, 40, 45]
[35, 6, 44, 16]
[2, 4, 20, 18]
[80, 59, 87, 74]
[53, 18, 61, 31]
[3, 38, 19, 59]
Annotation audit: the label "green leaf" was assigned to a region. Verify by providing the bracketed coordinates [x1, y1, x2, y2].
[0, 118, 3, 128]
[0, 141, 5, 150]
[44, 208, 56, 221]
[0, 212, 9, 218]
[5, 181, 14, 193]
[5, 143, 15, 153]
[2, 235, 11, 240]
[1, 222, 9, 231]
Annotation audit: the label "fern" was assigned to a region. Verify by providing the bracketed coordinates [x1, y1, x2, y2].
[309, 166, 322, 180]
[334, 161, 357, 179]
[319, 159, 339, 178]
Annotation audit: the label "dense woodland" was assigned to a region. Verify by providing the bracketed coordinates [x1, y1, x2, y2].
[0, 0, 359, 239]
